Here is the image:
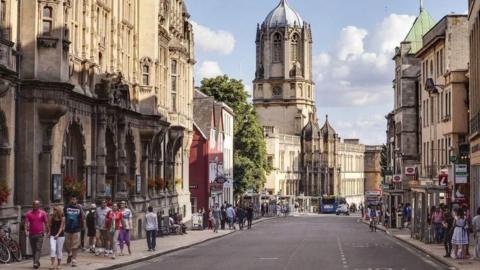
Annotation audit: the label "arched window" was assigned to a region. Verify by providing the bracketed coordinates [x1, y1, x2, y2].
[291, 34, 301, 62]
[273, 33, 282, 63]
[42, 6, 53, 36]
[63, 123, 84, 182]
[142, 64, 150, 85]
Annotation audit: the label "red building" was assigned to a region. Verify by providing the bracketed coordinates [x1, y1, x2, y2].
[189, 90, 225, 212]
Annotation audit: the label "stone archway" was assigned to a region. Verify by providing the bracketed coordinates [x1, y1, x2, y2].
[62, 120, 86, 201]
[125, 130, 136, 194]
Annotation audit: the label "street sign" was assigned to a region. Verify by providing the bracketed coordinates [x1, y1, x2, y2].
[405, 166, 416, 176]
[393, 175, 402, 183]
[455, 164, 468, 184]
[449, 156, 457, 163]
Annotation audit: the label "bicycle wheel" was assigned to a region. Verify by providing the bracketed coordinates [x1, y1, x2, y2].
[0, 242, 11, 264]
[7, 239, 22, 261]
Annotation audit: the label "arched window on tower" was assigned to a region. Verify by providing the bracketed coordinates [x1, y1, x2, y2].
[272, 33, 282, 63]
[291, 34, 301, 62]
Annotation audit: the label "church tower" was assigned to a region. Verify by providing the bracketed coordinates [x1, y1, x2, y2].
[253, 0, 316, 136]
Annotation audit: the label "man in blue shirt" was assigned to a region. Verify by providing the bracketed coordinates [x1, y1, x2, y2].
[226, 204, 236, 230]
[63, 196, 84, 267]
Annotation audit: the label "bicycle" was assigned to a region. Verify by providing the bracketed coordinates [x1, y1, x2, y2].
[369, 217, 377, 232]
[0, 223, 22, 263]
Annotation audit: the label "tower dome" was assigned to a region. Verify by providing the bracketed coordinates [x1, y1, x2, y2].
[264, 0, 304, 28]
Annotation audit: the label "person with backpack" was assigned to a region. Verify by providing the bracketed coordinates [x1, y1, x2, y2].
[85, 203, 96, 253]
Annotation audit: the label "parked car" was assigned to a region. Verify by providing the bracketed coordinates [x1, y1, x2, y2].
[336, 204, 350, 216]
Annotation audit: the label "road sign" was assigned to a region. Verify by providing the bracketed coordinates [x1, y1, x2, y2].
[455, 164, 468, 184]
[393, 175, 401, 183]
[405, 166, 416, 176]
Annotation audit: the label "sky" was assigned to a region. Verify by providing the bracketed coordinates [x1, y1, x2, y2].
[185, 0, 468, 145]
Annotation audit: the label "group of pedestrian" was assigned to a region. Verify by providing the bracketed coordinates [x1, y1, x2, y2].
[25, 197, 134, 269]
[203, 203, 254, 232]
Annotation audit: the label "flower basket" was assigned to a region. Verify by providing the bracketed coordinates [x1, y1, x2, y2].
[126, 179, 135, 194]
[63, 176, 85, 199]
[155, 177, 165, 191]
[147, 179, 156, 190]
[0, 182, 11, 206]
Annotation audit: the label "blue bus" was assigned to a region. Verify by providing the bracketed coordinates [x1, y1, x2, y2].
[320, 195, 346, 213]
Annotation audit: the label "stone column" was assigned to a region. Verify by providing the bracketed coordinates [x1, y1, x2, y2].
[116, 118, 128, 199]
[96, 109, 107, 197]
[0, 146, 10, 185]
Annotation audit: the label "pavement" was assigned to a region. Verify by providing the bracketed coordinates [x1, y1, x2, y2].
[117, 214, 450, 270]
[361, 219, 480, 270]
[5, 217, 273, 270]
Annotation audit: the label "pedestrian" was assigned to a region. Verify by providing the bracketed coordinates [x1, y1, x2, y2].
[451, 208, 469, 259]
[246, 204, 254, 229]
[25, 200, 49, 269]
[463, 204, 472, 257]
[95, 199, 111, 256]
[226, 204, 236, 230]
[472, 207, 480, 260]
[369, 207, 377, 232]
[85, 203, 96, 253]
[207, 208, 213, 230]
[79, 203, 86, 252]
[106, 203, 123, 259]
[220, 205, 227, 230]
[443, 211, 454, 258]
[64, 196, 84, 267]
[145, 206, 158, 251]
[48, 206, 65, 270]
[237, 206, 245, 230]
[432, 206, 444, 244]
[212, 204, 221, 233]
[119, 201, 133, 256]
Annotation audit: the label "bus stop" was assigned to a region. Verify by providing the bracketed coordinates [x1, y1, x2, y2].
[411, 184, 446, 243]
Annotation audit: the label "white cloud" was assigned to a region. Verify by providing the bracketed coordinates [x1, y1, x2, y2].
[336, 114, 386, 144]
[314, 13, 416, 108]
[198, 61, 224, 79]
[191, 21, 235, 55]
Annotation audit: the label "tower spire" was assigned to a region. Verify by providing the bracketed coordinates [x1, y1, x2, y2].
[420, 0, 424, 13]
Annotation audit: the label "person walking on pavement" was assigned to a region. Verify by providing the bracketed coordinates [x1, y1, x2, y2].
[106, 203, 123, 259]
[48, 206, 65, 270]
[95, 199, 111, 256]
[220, 205, 227, 230]
[246, 204, 254, 229]
[226, 204, 236, 230]
[369, 207, 377, 232]
[119, 201, 133, 256]
[25, 200, 49, 269]
[432, 206, 444, 244]
[64, 196, 84, 267]
[237, 206, 245, 230]
[472, 207, 480, 260]
[212, 204, 221, 233]
[145, 206, 158, 251]
[443, 211, 454, 258]
[451, 208, 469, 259]
[85, 203, 96, 253]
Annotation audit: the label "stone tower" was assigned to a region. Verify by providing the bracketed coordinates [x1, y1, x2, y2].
[253, 0, 316, 135]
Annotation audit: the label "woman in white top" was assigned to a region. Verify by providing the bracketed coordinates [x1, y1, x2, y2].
[144, 206, 158, 251]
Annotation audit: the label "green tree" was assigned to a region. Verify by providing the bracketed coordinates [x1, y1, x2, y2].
[200, 75, 270, 197]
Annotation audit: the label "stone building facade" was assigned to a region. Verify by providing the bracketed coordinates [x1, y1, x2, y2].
[253, 0, 316, 205]
[390, 7, 434, 197]
[469, 0, 480, 217]
[417, 15, 469, 185]
[337, 139, 365, 206]
[0, 0, 194, 239]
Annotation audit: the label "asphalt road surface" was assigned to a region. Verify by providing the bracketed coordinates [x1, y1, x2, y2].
[119, 215, 449, 270]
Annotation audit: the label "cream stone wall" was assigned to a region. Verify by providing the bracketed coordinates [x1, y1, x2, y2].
[337, 141, 365, 206]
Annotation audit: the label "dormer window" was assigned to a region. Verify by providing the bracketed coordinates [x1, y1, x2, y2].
[43, 6, 53, 36]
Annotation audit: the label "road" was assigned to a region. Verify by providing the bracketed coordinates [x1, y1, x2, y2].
[119, 215, 449, 270]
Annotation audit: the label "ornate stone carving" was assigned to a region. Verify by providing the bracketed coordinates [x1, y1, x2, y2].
[37, 37, 59, 49]
[95, 73, 132, 110]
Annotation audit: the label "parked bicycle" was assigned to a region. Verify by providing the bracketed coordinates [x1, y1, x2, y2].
[0, 223, 22, 263]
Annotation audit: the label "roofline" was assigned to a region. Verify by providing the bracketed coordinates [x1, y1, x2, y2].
[193, 121, 208, 140]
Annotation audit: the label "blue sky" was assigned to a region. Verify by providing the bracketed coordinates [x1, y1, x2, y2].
[185, 0, 467, 145]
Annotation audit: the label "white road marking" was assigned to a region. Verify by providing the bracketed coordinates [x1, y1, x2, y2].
[258, 257, 279, 260]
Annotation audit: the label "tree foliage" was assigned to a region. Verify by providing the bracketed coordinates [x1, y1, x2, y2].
[200, 75, 270, 197]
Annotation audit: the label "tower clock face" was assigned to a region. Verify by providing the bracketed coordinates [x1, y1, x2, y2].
[273, 87, 282, 97]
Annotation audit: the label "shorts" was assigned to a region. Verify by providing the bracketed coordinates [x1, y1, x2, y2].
[96, 229, 110, 249]
[64, 232, 81, 251]
[87, 226, 96, 237]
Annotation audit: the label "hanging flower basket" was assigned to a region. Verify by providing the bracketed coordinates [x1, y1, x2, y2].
[155, 177, 165, 191]
[147, 179, 156, 190]
[0, 182, 11, 206]
[63, 176, 85, 199]
[126, 179, 136, 194]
